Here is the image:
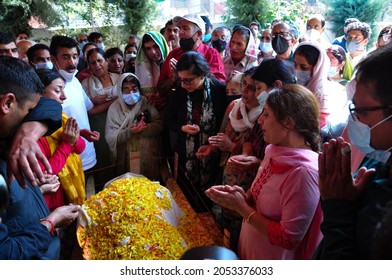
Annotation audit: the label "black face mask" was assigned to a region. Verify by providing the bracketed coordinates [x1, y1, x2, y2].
[180, 34, 196, 52]
[211, 39, 227, 53]
[272, 36, 290, 55]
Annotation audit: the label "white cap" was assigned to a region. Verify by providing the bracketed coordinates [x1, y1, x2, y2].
[173, 14, 205, 34]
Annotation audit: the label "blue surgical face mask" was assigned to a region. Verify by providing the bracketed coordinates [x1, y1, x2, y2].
[328, 66, 339, 78]
[79, 41, 87, 52]
[97, 42, 105, 50]
[347, 39, 361, 54]
[35, 61, 54, 70]
[295, 69, 312, 86]
[203, 33, 212, 43]
[347, 114, 392, 163]
[256, 91, 269, 109]
[122, 92, 140, 105]
[258, 42, 273, 53]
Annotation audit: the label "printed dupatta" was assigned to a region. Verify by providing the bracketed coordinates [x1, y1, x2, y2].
[184, 78, 216, 190]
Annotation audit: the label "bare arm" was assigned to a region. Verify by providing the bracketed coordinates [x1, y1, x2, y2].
[7, 121, 52, 188]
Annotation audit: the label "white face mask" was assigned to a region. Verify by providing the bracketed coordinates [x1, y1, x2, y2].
[258, 42, 273, 53]
[59, 69, 77, 83]
[347, 39, 361, 54]
[256, 91, 269, 109]
[328, 66, 339, 78]
[347, 114, 392, 163]
[97, 42, 105, 50]
[122, 92, 140, 105]
[125, 53, 137, 62]
[304, 29, 321, 42]
[35, 61, 54, 70]
[295, 69, 312, 86]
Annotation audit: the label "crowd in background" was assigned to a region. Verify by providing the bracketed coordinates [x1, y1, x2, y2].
[0, 12, 392, 260]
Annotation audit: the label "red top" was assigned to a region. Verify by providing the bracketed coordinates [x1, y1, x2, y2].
[159, 43, 226, 83]
[37, 136, 85, 212]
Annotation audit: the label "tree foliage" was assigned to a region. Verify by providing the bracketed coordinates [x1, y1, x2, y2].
[326, 0, 388, 40]
[0, 0, 62, 35]
[0, 0, 158, 45]
[223, 0, 325, 32]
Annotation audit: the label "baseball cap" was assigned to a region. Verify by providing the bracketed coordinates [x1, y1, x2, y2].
[173, 14, 205, 33]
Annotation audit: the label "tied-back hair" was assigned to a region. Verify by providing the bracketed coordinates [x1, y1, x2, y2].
[252, 58, 296, 87]
[36, 70, 64, 88]
[86, 47, 105, 63]
[266, 84, 321, 152]
[105, 47, 124, 59]
[176, 51, 210, 78]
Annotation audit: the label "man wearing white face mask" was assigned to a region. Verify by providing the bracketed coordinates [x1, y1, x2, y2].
[88, 32, 105, 50]
[27, 43, 54, 70]
[346, 21, 372, 69]
[300, 14, 327, 46]
[257, 29, 274, 63]
[313, 43, 392, 260]
[50, 36, 100, 194]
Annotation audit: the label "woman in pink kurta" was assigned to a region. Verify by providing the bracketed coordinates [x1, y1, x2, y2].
[206, 84, 323, 260]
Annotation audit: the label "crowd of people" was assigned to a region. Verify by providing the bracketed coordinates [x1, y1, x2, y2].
[0, 12, 391, 260]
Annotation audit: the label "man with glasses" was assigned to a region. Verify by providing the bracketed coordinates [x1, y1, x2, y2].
[257, 28, 274, 63]
[376, 25, 391, 48]
[346, 21, 372, 68]
[270, 21, 298, 61]
[314, 43, 392, 259]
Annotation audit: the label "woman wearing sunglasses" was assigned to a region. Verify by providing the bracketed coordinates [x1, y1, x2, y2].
[165, 51, 228, 213]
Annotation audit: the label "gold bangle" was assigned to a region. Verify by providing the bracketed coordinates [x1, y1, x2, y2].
[245, 210, 256, 223]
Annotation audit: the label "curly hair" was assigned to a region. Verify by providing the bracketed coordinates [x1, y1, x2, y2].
[346, 21, 372, 39]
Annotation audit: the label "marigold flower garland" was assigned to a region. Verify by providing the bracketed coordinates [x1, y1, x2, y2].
[80, 177, 187, 260]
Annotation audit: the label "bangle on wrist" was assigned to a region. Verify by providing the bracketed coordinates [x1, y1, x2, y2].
[245, 210, 256, 223]
[40, 218, 55, 236]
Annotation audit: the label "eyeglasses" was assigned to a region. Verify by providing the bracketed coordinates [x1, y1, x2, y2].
[122, 86, 139, 93]
[382, 33, 391, 43]
[270, 32, 292, 40]
[348, 103, 392, 120]
[178, 76, 198, 85]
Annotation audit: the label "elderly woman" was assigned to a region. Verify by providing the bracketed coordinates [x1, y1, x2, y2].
[105, 73, 163, 180]
[165, 51, 227, 212]
[206, 84, 323, 259]
[82, 47, 119, 191]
